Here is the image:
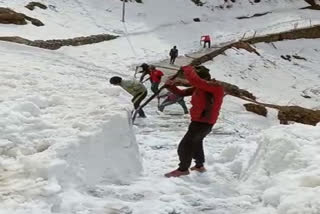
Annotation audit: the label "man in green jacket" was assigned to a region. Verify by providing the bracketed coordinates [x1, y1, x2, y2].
[110, 76, 147, 118]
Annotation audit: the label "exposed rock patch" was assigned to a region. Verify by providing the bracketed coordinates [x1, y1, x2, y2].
[0, 34, 119, 50]
[0, 7, 43, 26]
[193, 18, 201, 22]
[278, 106, 320, 126]
[244, 103, 267, 117]
[120, 0, 143, 3]
[237, 12, 271, 19]
[25, 2, 47, 10]
[191, 0, 204, 6]
[0, 8, 27, 25]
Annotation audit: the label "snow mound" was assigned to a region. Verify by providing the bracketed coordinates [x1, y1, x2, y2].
[243, 124, 320, 214]
[0, 111, 142, 213]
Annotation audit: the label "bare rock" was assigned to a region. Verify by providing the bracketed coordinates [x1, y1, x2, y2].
[278, 106, 320, 126]
[0, 8, 27, 25]
[25, 2, 47, 10]
[244, 103, 267, 117]
[0, 7, 44, 26]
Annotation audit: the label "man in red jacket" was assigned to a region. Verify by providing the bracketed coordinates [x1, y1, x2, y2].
[201, 35, 211, 48]
[149, 65, 164, 93]
[164, 65, 224, 178]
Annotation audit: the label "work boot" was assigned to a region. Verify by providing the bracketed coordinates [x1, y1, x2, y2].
[190, 166, 206, 173]
[164, 169, 190, 178]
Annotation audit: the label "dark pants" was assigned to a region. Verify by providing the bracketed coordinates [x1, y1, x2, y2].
[170, 56, 177, 64]
[204, 41, 211, 48]
[132, 91, 147, 117]
[158, 98, 188, 114]
[178, 121, 213, 171]
[151, 82, 160, 94]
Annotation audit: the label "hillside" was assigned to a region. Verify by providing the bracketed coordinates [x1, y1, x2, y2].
[0, 0, 320, 213]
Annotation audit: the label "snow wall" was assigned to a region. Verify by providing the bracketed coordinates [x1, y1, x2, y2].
[242, 124, 320, 214]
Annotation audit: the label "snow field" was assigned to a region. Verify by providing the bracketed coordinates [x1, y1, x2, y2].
[0, 0, 320, 213]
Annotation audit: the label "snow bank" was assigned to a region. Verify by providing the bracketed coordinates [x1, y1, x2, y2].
[54, 112, 142, 187]
[242, 124, 320, 214]
[0, 108, 142, 213]
[21, 112, 142, 187]
[0, 42, 142, 212]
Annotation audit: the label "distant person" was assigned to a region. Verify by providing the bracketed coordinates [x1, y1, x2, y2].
[169, 46, 179, 64]
[149, 66, 164, 93]
[110, 76, 147, 118]
[164, 65, 224, 178]
[158, 90, 188, 114]
[138, 63, 150, 82]
[201, 35, 211, 48]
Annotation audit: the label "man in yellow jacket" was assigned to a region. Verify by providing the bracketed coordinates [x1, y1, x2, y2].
[110, 76, 147, 118]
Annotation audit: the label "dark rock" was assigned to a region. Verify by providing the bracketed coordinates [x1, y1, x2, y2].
[191, 0, 204, 6]
[25, 16, 44, 26]
[193, 18, 201, 22]
[0, 34, 119, 50]
[278, 106, 320, 126]
[0, 7, 44, 26]
[244, 103, 267, 117]
[25, 2, 47, 10]
[0, 8, 27, 25]
[292, 55, 307, 61]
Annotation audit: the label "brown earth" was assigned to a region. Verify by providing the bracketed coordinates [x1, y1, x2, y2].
[25, 2, 47, 10]
[0, 7, 43, 26]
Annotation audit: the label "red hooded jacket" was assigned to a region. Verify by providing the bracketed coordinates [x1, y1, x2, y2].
[167, 66, 224, 125]
[150, 69, 164, 83]
[201, 35, 211, 42]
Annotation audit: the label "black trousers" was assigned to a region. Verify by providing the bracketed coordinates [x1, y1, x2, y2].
[178, 121, 213, 171]
[170, 56, 176, 64]
[132, 91, 147, 117]
[203, 41, 211, 48]
[151, 82, 160, 94]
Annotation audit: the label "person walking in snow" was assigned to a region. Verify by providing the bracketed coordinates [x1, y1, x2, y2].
[149, 65, 164, 93]
[164, 65, 224, 178]
[158, 90, 188, 114]
[110, 76, 147, 118]
[169, 46, 179, 64]
[201, 35, 211, 48]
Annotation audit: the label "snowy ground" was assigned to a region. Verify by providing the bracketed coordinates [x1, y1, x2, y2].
[1, 0, 320, 213]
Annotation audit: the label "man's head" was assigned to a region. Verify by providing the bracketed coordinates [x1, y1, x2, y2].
[109, 76, 122, 85]
[173, 46, 176, 49]
[195, 65, 211, 80]
[141, 63, 149, 70]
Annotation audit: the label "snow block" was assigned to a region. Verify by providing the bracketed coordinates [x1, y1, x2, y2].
[54, 113, 142, 187]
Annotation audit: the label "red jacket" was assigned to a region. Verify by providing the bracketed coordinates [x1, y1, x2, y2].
[168, 66, 224, 125]
[150, 69, 164, 83]
[201, 35, 211, 42]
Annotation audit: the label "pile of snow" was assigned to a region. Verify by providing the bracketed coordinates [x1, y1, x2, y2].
[0, 42, 142, 213]
[241, 124, 320, 214]
[1, 0, 320, 213]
